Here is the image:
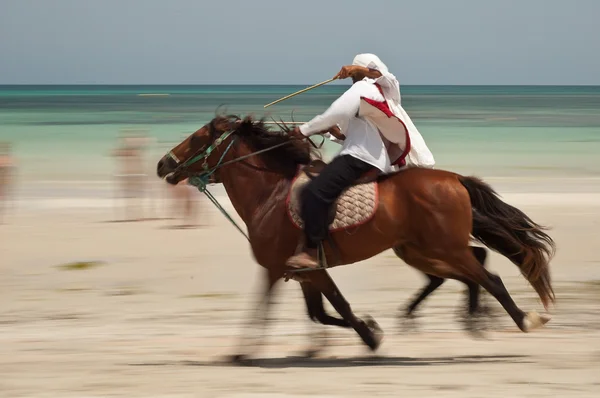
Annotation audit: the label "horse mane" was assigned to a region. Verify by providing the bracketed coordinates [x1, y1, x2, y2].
[233, 116, 318, 179]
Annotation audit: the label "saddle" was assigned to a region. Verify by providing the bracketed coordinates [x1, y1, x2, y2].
[286, 160, 379, 232]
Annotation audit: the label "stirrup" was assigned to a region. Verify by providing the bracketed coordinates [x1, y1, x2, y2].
[287, 243, 328, 274]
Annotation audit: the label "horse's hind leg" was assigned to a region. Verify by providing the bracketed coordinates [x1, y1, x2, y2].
[458, 246, 495, 335]
[403, 274, 445, 318]
[306, 271, 383, 351]
[447, 249, 549, 333]
[398, 246, 488, 317]
[466, 246, 488, 316]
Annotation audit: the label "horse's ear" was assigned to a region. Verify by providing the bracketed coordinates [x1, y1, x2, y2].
[231, 116, 243, 130]
[213, 115, 240, 133]
[215, 105, 228, 117]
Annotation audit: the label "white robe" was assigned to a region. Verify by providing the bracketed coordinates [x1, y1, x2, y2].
[299, 80, 394, 173]
[352, 54, 436, 169]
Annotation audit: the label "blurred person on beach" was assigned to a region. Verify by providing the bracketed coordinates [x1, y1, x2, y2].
[111, 133, 148, 221]
[0, 142, 17, 223]
[162, 134, 203, 228]
[169, 178, 202, 228]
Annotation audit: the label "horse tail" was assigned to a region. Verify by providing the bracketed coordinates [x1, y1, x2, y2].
[458, 176, 556, 309]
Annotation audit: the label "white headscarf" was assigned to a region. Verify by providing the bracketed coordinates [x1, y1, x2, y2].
[352, 53, 389, 74]
[352, 53, 401, 104]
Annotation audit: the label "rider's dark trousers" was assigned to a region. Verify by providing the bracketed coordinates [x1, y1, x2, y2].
[301, 155, 375, 249]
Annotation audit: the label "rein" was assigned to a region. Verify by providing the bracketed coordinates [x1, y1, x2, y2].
[186, 138, 290, 242]
[167, 126, 318, 241]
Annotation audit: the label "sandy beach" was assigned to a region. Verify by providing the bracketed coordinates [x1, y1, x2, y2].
[2, 0, 600, 395]
[1, 177, 600, 398]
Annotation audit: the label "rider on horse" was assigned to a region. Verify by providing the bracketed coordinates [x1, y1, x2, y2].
[286, 53, 435, 270]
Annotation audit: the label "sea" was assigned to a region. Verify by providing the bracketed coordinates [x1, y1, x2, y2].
[1, 84, 600, 186]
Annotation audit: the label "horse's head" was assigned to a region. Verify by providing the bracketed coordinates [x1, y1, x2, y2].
[157, 115, 239, 185]
[158, 114, 316, 186]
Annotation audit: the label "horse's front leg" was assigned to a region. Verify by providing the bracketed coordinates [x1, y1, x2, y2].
[306, 271, 383, 351]
[299, 281, 351, 357]
[231, 266, 282, 362]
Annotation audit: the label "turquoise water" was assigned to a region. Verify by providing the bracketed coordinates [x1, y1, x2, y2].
[1, 85, 599, 181]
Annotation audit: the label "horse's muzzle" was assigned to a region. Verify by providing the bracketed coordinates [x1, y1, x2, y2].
[157, 156, 180, 184]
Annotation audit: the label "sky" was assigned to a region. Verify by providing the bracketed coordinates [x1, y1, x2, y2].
[1, 0, 599, 85]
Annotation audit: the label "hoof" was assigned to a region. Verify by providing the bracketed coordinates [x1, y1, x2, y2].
[522, 312, 551, 332]
[363, 315, 384, 351]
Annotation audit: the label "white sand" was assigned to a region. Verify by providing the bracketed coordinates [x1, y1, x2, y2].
[1, 178, 600, 397]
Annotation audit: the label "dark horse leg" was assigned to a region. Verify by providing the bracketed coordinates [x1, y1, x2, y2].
[447, 248, 549, 333]
[233, 267, 373, 360]
[403, 274, 445, 317]
[299, 281, 351, 357]
[305, 270, 383, 351]
[300, 282, 351, 327]
[466, 246, 489, 315]
[402, 246, 488, 318]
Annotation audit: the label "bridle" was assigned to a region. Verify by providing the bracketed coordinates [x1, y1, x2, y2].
[166, 119, 318, 187]
[161, 119, 306, 240]
[165, 119, 235, 182]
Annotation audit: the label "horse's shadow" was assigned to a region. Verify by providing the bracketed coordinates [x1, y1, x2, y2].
[129, 354, 530, 369]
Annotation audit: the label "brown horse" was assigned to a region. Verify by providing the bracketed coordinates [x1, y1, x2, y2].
[157, 115, 555, 358]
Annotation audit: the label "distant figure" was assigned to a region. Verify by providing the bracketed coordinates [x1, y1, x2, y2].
[170, 178, 201, 228]
[159, 135, 203, 228]
[111, 133, 148, 221]
[0, 142, 16, 224]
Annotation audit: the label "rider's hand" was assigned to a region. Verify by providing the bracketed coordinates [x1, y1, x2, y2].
[316, 125, 344, 140]
[289, 126, 305, 139]
[334, 65, 382, 80]
[327, 125, 345, 140]
[334, 65, 363, 80]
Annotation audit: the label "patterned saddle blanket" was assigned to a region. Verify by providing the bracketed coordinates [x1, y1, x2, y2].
[286, 169, 379, 232]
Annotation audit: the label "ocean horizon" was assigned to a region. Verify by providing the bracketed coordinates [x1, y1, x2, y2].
[1, 84, 600, 183]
